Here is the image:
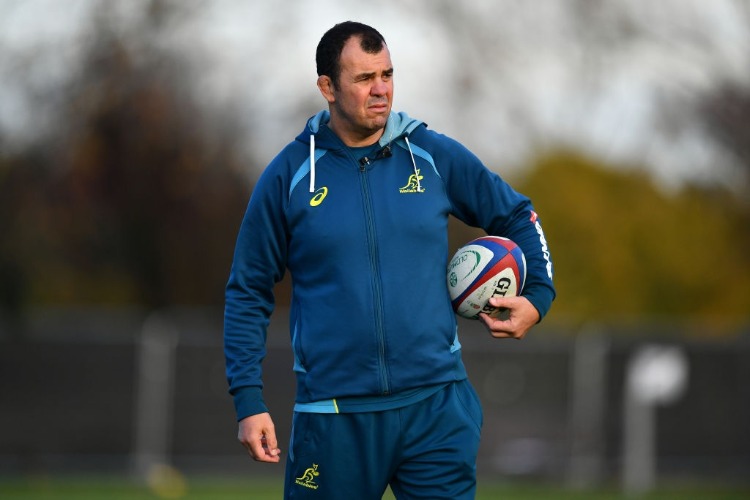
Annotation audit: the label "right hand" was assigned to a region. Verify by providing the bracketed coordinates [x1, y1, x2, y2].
[478, 296, 540, 340]
[237, 412, 281, 463]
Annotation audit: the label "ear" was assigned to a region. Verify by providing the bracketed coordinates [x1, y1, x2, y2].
[317, 75, 336, 104]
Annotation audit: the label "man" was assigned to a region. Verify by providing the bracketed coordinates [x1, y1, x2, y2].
[224, 21, 555, 499]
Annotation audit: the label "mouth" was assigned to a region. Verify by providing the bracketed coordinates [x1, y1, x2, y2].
[368, 101, 389, 113]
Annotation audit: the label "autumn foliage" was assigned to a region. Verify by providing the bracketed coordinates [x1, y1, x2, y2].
[1, 6, 749, 333]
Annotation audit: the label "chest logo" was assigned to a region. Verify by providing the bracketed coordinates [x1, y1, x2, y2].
[399, 169, 425, 194]
[310, 187, 328, 206]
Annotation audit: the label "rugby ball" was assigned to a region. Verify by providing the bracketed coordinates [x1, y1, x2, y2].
[447, 236, 527, 320]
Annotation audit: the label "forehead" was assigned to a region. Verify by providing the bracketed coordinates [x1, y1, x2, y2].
[339, 37, 392, 74]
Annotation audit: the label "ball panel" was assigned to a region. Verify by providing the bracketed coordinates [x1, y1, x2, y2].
[447, 236, 527, 320]
[454, 266, 519, 319]
[446, 243, 499, 300]
[453, 253, 519, 306]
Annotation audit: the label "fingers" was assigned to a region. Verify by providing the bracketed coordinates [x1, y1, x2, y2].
[245, 432, 280, 463]
[261, 432, 281, 461]
[479, 312, 521, 339]
[238, 413, 282, 463]
[250, 434, 281, 463]
[480, 296, 539, 340]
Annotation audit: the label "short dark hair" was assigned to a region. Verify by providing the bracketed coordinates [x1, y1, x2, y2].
[316, 21, 387, 88]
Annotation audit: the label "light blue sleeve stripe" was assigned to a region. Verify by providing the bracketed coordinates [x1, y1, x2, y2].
[289, 149, 327, 201]
[450, 328, 462, 353]
[294, 399, 339, 413]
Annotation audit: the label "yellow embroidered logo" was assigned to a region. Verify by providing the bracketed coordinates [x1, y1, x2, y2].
[310, 187, 328, 206]
[295, 463, 320, 490]
[398, 170, 425, 194]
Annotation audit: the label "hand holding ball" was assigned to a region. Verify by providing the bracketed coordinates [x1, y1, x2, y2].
[447, 236, 527, 320]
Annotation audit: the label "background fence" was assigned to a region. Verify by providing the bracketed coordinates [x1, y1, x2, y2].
[1, 308, 749, 493]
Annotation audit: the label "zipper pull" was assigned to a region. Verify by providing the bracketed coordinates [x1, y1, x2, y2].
[359, 156, 370, 171]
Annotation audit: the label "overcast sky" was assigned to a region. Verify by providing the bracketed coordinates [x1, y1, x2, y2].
[2, 0, 749, 189]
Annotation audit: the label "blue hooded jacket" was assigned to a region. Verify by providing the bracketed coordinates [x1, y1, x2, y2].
[224, 111, 555, 420]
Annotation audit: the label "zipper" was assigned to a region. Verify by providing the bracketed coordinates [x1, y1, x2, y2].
[358, 158, 391, 395]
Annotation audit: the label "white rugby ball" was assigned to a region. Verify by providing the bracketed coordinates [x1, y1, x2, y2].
[447, 236, 527, 320]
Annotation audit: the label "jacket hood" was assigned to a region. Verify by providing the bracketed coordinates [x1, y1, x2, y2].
[297, 110, 425, 193]
[298, 110, 423, 148]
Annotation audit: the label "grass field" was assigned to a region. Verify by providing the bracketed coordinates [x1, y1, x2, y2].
[1, 476, 749, 500]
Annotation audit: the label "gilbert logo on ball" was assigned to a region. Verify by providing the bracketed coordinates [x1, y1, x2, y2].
[447, 236, 527, 320]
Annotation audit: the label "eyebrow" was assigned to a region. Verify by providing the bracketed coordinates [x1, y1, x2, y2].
[354, 67, 394, 81]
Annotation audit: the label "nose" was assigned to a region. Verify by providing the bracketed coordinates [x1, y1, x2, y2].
[371, 78, 388, 96]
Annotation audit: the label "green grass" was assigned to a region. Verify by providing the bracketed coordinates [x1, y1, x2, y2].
[1, 476, 748, 500]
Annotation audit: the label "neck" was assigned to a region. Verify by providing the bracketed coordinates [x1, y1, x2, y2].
[328, 116, 385, 147]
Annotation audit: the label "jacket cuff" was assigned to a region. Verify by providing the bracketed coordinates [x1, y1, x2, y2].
[522, 285, 556, 322]
[233, 386, 269, 421]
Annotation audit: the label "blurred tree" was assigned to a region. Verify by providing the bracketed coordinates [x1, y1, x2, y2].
[517, 150, 750, 330]
[698, 82, 750, 302]
[0, 0, 252, 311]
[698, 82, 750, 205]
[0, 155, 30, 319]
[700, 82, 750, 192]
[2, 0, 748, 333]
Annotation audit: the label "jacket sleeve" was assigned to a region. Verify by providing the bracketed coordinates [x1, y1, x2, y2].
[224, 162, 288, 421]
[431, 132, 556, 320]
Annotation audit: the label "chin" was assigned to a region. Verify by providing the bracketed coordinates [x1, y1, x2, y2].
[371, 113, 389, 127]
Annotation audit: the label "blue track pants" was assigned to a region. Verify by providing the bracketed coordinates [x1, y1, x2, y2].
[284, 379, 483, 499]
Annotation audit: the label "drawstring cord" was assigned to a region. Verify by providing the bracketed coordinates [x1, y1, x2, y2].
[310, 125, 421, 194]
[404, 137, 423, 192]
[309, 134, 316, 192]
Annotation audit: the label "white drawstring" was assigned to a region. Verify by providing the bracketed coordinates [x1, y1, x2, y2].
[309, 134, 316, 193]
[310, 131, 420, 193]
[404, 137, 422, 192]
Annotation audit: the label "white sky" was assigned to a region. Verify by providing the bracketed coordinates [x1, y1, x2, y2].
[1, 0, 749, 189]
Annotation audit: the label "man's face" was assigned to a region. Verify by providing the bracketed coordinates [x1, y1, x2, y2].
[319, 36, 393, 146]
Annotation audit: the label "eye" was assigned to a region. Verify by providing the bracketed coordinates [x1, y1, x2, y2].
[354, 73, 375, 84]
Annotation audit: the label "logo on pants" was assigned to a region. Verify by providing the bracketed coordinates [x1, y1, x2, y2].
[295, 463, 320, 490]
